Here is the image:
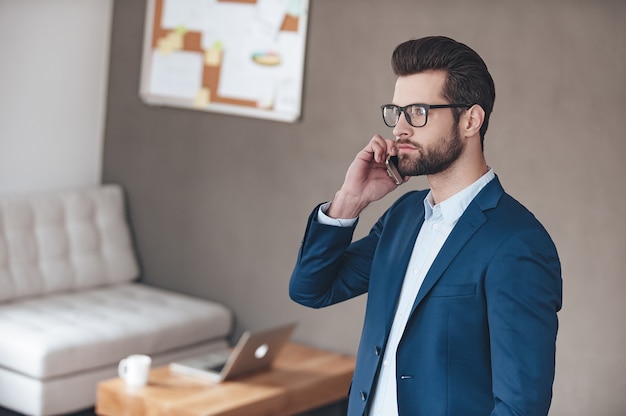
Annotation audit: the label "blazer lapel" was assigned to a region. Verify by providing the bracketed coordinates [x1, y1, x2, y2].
[409, 177, 504, 315]
[377, 197, 426, 336]
[381, 199, 425, 332]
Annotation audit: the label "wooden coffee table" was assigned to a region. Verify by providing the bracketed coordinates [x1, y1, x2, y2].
[96, 342, 355, 416]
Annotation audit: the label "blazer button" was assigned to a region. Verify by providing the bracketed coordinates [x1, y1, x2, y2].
[374, 346, 380, 356]
[360, 391, 367, 401]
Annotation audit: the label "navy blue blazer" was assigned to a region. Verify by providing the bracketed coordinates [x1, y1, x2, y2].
[290, 177, 562, 415]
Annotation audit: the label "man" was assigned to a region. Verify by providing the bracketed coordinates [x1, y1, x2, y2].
[289, 36, 562, 415]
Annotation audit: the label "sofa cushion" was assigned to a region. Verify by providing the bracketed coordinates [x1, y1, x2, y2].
[0, 282, 233, 379]
[0, 185, 139, 302]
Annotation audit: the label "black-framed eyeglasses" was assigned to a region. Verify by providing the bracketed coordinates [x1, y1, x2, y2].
[380, 103, 471, 128]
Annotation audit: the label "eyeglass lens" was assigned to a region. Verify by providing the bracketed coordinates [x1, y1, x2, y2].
[382, 104, 427, 127]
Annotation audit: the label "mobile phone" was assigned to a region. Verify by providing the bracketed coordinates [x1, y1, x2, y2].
[385, 154, 403, 185]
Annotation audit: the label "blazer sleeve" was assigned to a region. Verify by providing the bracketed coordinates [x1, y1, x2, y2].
[289, 204, 380, 308]
[487, 226, 562, 416]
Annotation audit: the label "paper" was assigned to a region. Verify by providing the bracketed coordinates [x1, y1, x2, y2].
[148, 50, 204, 99]
[162, 0, 215, 32]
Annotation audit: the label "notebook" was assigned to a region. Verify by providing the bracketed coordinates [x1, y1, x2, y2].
[169, 322, 297, 383]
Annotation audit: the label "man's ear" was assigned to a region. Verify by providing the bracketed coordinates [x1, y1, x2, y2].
[461, 104, 485, 138]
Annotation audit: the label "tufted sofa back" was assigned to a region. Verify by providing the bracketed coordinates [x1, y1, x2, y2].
[0, 185, 139, 302]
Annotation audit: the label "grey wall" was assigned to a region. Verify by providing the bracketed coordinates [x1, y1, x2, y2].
[103, 1, 626, 415]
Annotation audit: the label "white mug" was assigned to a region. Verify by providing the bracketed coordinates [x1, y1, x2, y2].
[118, 354, 152, 387]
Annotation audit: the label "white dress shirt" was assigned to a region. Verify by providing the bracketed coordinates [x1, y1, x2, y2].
[319, 169, 495, 415]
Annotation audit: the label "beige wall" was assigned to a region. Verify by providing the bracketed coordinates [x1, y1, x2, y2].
[103, 1, 626, 414]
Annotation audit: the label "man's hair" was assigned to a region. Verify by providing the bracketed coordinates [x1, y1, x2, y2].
[391, 36, 496, 144]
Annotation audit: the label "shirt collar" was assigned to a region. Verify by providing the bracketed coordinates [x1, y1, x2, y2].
[423, 168, 495, 223]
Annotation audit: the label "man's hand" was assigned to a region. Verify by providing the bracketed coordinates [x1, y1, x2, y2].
[327, 135, 406, 219]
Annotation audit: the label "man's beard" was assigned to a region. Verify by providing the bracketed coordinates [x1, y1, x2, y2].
[397, 123, 463, 177]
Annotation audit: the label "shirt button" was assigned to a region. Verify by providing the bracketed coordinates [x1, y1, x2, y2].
[383, 360, 389, 366]
[433, 223, 440, 230]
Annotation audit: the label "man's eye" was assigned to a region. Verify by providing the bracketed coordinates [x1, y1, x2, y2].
[409, 106, 426, 116]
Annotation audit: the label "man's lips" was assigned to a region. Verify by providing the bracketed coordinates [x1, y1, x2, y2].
[396, 143, 418, 152]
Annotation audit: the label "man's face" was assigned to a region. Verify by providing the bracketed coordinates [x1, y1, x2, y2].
[391, 71, 464, 177]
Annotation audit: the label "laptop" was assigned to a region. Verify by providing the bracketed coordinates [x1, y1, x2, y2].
[169, 322, 297, 383]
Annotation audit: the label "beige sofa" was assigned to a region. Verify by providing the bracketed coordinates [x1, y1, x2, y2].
[0, 185, 233, 415]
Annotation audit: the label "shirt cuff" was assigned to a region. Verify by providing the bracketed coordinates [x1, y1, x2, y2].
[317, 202, 358, 227]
